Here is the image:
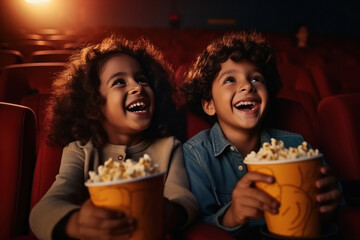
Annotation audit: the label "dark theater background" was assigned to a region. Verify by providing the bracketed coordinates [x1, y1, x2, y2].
[0, 1, 359, 240]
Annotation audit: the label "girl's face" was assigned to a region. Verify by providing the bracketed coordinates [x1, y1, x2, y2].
[202, 59, 268, 135]
[99, 54, 155, 146]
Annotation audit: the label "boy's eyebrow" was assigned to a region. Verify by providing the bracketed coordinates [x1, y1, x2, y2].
[217, 70, 237, 81]
[217, 67, 263, 81]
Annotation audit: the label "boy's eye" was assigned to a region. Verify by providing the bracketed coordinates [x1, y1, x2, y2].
[250, 76, 264, 83]
[137, 76, 149, 85]
[223, 76, 235, 84]
[112, 78, 126, 87]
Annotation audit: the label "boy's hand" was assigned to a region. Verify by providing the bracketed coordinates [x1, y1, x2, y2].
[70, 199, 136, 240]
[316, 166, 341, 214]
[222, 172, 280, 228]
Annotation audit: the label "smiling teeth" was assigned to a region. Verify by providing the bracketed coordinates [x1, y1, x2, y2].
[127, 101, 147, 112]
[235, 101, 256, 107]
[128, 102, 145, 109]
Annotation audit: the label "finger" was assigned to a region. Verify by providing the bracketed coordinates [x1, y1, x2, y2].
[91, 206, 126, 219]
[236, 205, 264, 219]
[238, 195, 280, 214]
[320, 202, 339, 213]
[320, 165, 329, 174]
[238, 172, 275, 187]
[316, 176, 337, 189]
[316, 189, 341, 203]
[100, 217, 136, 232]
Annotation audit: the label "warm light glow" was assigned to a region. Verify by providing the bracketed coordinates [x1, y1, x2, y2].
[25, 0, 52, 5]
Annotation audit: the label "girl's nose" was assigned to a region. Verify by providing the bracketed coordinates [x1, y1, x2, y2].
[129, 82, 142, 95]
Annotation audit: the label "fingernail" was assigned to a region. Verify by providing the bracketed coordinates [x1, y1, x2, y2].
[271, 208, 279, 214]
[271, 201, 279, 208]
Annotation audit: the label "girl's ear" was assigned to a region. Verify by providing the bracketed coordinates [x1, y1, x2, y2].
[202, 99, 216, 116]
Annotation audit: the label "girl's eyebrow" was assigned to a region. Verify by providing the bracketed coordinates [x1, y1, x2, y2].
[107, 72, 126, 84]
[107, 71, 145, 84]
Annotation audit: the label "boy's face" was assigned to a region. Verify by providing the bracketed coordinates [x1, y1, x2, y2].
[99, 54, 155, 145]
[202, 59, 268, 134]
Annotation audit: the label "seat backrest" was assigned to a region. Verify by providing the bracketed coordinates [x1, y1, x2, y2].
[317, 93, 360, 181]
[9, 40, 57, 60]
[0, 102, 36, 239]
[185, 110, 212, 140]
[277, 63, 320, 103]
[30, 134, 63, 209]
[0, 50, 24, 70]
[29, 50, 72, 63]
[20, 94, 52, 152]
[265, 97, 318, 148]
[0, 63, 65, 103]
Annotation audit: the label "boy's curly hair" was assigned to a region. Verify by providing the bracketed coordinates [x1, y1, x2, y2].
[181, 31, 282, 123]
[46, 35, 177, 148]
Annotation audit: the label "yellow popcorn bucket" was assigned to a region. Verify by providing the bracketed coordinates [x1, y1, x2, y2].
[244, 154, 323, 238]
[85, 172, 165, 240]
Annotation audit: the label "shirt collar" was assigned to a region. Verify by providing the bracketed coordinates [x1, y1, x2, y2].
[209, 122, 233, 157]
[209, 122, 272, 157]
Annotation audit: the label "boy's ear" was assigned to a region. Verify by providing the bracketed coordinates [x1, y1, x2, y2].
[202, 99, 216, 116]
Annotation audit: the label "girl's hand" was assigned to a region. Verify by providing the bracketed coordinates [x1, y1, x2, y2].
[316, 166, 341, 214]
[222, 172, 280, 228]
[74, 199, 136, 240]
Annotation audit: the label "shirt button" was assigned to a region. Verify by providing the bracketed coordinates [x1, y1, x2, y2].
[238, 165, 244, 171]
[230, 146, 235, 151]
[118, 155, 124, 160]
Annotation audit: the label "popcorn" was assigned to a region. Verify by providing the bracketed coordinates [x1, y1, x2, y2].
[87, 153, 159, 183]
[244, 138, 319, 162]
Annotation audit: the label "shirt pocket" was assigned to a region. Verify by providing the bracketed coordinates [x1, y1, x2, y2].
[215, 188, 233, 206]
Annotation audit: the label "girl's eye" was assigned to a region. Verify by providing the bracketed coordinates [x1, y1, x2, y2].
[223, 76, 235, 84]
[112, 78, 126, 87]
[137, 76, 149, 85]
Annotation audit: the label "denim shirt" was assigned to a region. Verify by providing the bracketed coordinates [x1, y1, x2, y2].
[183, 122, 305, 236]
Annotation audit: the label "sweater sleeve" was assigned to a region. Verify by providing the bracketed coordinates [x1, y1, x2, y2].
[29, 142, 88, 240]
[161, 137, 199, 229]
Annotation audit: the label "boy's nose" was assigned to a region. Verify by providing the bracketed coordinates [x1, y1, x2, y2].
[239, 82, 254, 92]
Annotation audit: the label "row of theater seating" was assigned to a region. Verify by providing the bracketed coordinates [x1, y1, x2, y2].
[1, 93, 360, 240]
[0, 28, 359, 239]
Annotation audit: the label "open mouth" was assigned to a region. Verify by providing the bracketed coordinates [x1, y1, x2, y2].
[126, 101, 148, 113]
[234, 101, 258, 111]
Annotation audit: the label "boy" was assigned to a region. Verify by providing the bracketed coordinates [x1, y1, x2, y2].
[181, 32, 340, 238]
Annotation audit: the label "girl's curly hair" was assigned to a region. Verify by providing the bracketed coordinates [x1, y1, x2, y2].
[181, 31, 282, 124]
[46, 35, 178, 148]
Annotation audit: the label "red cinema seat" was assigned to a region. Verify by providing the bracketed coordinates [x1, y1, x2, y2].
[20, 94, 51, 152]
[183, 221, 235, 240]
[0, 50, 24, 70]
[29, 50, 72, 63]
[30, 135, 63, 209]
[9, 40, 57, 60]
[317, 93, 360, 181]
[0, 102, 36, 240]
[266, 98, 318, 148]
[185, 110, 212, 140]
[277, 63, 320, 103]
[0, 63, 65, 104]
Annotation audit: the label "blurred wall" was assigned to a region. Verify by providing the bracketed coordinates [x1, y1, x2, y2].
[0, 0, 359, 36]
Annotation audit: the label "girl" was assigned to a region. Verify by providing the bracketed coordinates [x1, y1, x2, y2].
[30, 35, 198, 240]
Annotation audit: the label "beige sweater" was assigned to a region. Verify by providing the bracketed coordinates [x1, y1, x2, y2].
[30, 136, 198, 240]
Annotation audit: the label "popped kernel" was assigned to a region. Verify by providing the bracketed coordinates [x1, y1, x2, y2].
[87, 153, 159, 183]
[244, 138, 320, 162]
